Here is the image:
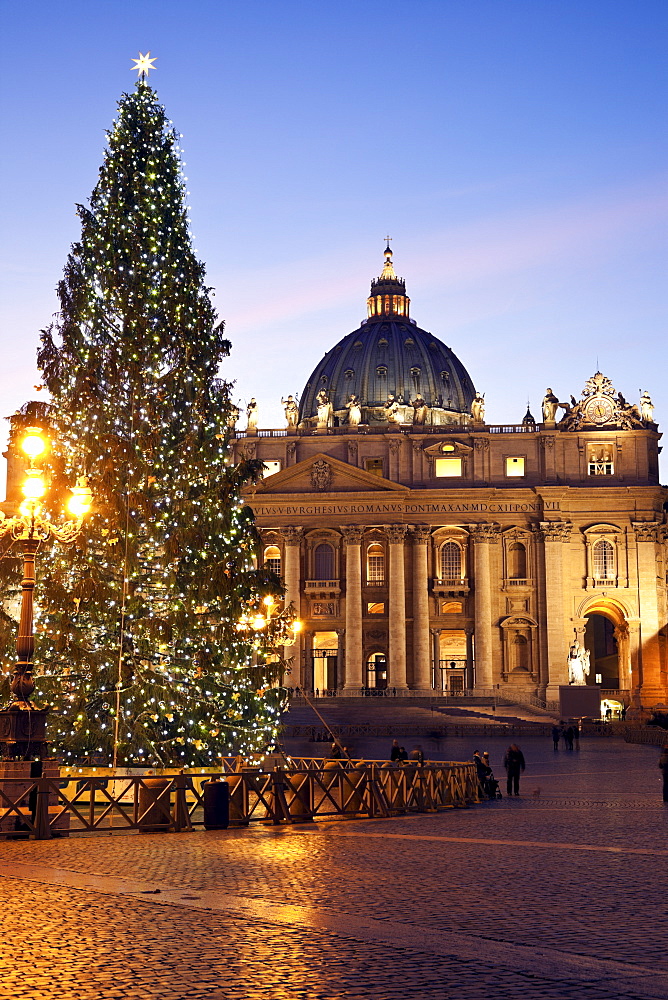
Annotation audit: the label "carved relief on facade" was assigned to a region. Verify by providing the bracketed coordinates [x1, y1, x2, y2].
[347, 440, 358, 464]
[411, 525, 431, 545]
[538, 520, 572, 542]
[632, 521, 663, 543]
[388, 436, 402, 455]
[468, 522, 501, 543]
[341, 525, 365, 545]
[242, 441, 257, 460]
[311, 459, 332, 491]
[311, 600, 339, 618]
[385, 524, 409, 544]
[286, 441, 298, 462]
[279, 526, 304, 546]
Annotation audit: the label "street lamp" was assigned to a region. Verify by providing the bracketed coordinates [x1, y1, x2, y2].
[236, 595, 302, 646]
[0, 427, 92, 717]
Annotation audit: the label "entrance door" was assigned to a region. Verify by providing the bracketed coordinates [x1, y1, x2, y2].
[367, 652, 387, 689]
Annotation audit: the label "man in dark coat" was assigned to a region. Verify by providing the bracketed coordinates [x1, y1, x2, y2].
[503, 744, 526, 796]
[390, 739, 401, 762]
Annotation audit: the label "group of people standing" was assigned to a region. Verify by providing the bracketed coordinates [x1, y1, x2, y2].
[551, 721, 580, 751]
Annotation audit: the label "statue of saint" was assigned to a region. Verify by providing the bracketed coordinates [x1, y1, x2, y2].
[471, 392, 485, 423]
[226, 404, 239, 430]
[385, 394, 400, 423]
[567, 639, 590, 686]
[246, 398, 258, 430]
[346, 394, 362, 426]
[640, 390, 654, 423]
[316, 390, 333, 429]
[281, 395, 299, 428]
[542, 388, 560, 422]
[411, 393, 429, 425]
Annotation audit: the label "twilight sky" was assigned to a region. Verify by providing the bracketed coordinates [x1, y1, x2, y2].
[0, 1, 666, 453]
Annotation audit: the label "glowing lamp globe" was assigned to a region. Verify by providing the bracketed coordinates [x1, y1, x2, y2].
[21, 469, 46, 500]
[251, 614, 267, 630]
[67, 477, 93, 518]
[21, 428, 47, 461]
[292, 620, 303, 633]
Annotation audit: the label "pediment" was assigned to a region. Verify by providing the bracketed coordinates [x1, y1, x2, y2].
[253, 453, 407, 494]
[423, 439, 473, 457]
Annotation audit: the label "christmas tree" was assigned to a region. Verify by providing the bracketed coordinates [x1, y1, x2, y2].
[2, 66, 294, 766]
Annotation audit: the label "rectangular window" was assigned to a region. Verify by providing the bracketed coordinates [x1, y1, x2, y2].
[365, 459, 384, 477]
[587, 445, 614, 476]
[505, 457, 525, 477]
[367, 602, 385, 614]
[261, 460, 282, 478]
[435, 457, 462, 478]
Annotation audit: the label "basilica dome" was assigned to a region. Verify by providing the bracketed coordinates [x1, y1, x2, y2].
[298, 245, 477, 428]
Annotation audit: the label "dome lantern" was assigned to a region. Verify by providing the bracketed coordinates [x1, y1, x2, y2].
[367, 240, 410, 321]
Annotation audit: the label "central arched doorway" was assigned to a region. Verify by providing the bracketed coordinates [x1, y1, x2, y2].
[584, 613, 619, 688]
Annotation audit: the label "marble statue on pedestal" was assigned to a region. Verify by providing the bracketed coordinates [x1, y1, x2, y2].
[471, 392, 485, 423]
[567, 640, 590, 686]
[246, 398, 258, 430]
[411, 393, 428, 425]
[385, 394, 400, 424]
[226, 404, 240, 430]
[282, 395, 299, 428]
[640, 390, 654, 423]
[316, 390, 333, 429]
[346, 394, 362, 426]
[542, 389, 560, 422]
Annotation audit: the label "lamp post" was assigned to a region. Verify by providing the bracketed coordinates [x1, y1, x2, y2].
[236, 595, 302, 680]
[0, 427, 92, 759]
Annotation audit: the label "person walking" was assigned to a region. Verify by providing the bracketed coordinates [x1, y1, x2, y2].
[552, 724, 562, 751]
[503, 743, 525, 796]
[659, 743, 668, 803]
[563, 724, 574, 751]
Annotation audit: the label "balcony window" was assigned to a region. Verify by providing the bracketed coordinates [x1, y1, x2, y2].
[264, 545, 281, 578]
[593, 539, 615, 580]
[435, 457, 462, 477]
[506, 457, 525, 477]
[440, 541, 462, 580]
[367, 543, 385, 583]
[314, 543, 335, 580]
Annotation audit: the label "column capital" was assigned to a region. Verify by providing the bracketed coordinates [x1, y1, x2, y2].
[385, 524, 409, 544]
[279, 526, 305, 546]
[468, 522, 501, 543]
[538, 520, 572, 543]
[632, 521, 663, 542]
[411, 525, 431, 545]
[341, 525, 365, 544]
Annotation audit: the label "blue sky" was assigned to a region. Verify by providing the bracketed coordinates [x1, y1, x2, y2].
[0, 1, 666, 444]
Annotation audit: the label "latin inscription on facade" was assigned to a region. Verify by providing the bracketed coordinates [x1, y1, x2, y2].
[251, 500, 561, 517]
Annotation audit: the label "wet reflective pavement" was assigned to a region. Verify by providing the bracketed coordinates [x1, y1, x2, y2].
[1, 735, 666, 999]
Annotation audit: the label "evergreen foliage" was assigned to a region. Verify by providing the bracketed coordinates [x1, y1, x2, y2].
[2, 81, 287, 766]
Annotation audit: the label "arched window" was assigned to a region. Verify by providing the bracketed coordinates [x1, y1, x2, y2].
[593, 539, 615, 580]
[264, 545, 281, 578]
[508, 542, 527, 579]
[367, 543, 385, 583]
[314, 543, 335, 581]
[513, 634, 529, 671]
[440, 541, 462, 581]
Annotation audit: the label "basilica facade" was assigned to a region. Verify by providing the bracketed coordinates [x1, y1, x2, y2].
[234, 246, 668, 714]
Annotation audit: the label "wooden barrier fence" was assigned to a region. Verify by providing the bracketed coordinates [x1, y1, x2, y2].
[0, 759, 480, 840]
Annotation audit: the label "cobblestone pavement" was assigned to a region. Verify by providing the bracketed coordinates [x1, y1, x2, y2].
[1, 736, 667, 999]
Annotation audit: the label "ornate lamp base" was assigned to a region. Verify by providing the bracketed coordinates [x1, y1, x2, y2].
[0, 707, 49, 760]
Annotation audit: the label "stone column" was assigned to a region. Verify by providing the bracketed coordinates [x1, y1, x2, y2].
[632, 522, 664, 708]
[431, 628, 441, 689]
[470, 523, 500, 691]
[626, 618, 642, 715]
[614, 624, 631, 692]
[539, 521, 572, 699]
[341, 526, 364, 690]
[411, 526, 432, 691]
[465, 628, 475, 691]
[387, 524, 409, 689]
[279, 526, 304, 678]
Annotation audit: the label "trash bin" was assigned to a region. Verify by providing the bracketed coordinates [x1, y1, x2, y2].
[203, 778, 229, 830]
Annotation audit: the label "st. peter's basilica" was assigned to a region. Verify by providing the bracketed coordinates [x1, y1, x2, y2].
[233, 244, 668, 716]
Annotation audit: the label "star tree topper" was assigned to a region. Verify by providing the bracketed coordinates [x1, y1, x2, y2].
[131, 52, 157, 80]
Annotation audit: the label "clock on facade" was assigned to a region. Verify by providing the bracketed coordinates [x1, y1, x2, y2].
[584, 396, 614, 424]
